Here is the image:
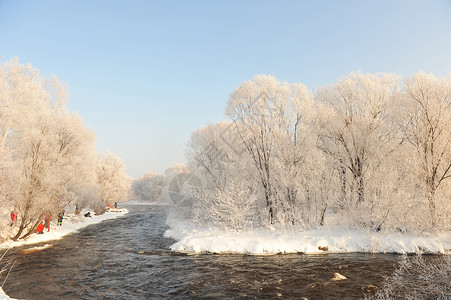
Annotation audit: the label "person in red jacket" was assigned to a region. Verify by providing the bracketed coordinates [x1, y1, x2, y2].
[10, 211, 17, 227]
[44, 213, 52, 232]
[36, 222, 45, 234]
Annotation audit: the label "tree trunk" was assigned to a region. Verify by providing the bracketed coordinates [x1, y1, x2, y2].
[287, 187, 296, 225]
[339, 165, 347, 207]
[358, 175, 364, 204]
[19, 219, 41, 240]
[427, 184, 437, 227]
[261, 177, 274, 224]
[354, 157, 364, 204]
[269, 206, 274, 224]
[265, 191, 274, 224]
[319, 203, 328, 226]
[12, 223, 25, 241]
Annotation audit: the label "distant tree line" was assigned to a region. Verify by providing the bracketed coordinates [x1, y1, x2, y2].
[131, 173, 167, 202]
[131, 164, 191, 203]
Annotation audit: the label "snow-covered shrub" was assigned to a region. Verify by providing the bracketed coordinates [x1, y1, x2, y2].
[192, 176, 263, 231]
[365, 255, 451, 300]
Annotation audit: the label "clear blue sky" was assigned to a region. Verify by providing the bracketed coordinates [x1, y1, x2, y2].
[1, 0, 450, 178]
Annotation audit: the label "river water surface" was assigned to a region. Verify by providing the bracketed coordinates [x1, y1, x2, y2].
[2, 204, 429, 299]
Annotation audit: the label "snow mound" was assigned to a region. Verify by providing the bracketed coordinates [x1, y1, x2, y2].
[165, 225, 451, 255]
[0, 288, 13, 300]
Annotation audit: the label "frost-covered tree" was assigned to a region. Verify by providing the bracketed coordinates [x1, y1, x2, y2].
[96, 152, 131, 207]
[12, 110, 97, 240]
[186, 121, 246, 190]
[225, 75, 279, 223]
[0, 58, 99, 240]
[0, 58, 45, 209]
[186, 121, 264, 230]
[226, 75, 317, 225]
[269, 82, 319, 226]
[186, 76, 325, 228]
[176, 71, 451, 234]
[1, 57, 130, 240]
[315, 72, 400, 228]
[399, 72, 451, 229]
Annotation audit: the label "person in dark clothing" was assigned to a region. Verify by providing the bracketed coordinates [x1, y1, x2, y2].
[57, 210, 65, 226]
[114, 202, 118, 209]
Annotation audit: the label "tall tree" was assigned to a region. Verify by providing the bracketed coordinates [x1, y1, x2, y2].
[1, 58, 129, 240]
[96, 153, 131, 207]
[315, 72, 400, 226]
[226, 75, 292, 224]
[401, 72, 451, 227]
[0, 58, 98, 240]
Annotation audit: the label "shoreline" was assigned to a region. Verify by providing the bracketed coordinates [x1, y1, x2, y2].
[165, 225, 451, 255]
[0, 208, 128, 300]
[0, 208, 129, 251]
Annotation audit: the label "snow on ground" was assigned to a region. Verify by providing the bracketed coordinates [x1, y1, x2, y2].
[0, 208, 128, 250]
[165, 223, 451, 255]
[126, 200, 169, 206]
[0, 288, 12, 300]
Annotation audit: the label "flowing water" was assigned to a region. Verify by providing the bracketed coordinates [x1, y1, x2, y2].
[2, 204, 438, 299]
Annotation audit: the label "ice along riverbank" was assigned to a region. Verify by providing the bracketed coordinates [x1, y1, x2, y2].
[166, 224, 451, 255]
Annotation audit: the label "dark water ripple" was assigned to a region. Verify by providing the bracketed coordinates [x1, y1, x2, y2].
[2, 204, 442, 299]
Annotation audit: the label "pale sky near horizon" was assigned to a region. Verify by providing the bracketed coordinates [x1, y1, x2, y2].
[1, 0, 450, 178]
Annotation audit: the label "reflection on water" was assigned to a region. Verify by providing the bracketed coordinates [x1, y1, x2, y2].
[2, 204, 439, 299]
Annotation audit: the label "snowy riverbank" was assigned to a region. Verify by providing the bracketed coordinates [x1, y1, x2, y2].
[0, 208, 128, 300]
[0, 208, 128, 250]
[165, 224, 451, 255]
[0, 288, 11, 300]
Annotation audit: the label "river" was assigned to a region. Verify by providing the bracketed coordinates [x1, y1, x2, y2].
[1, 204, 432, 299]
